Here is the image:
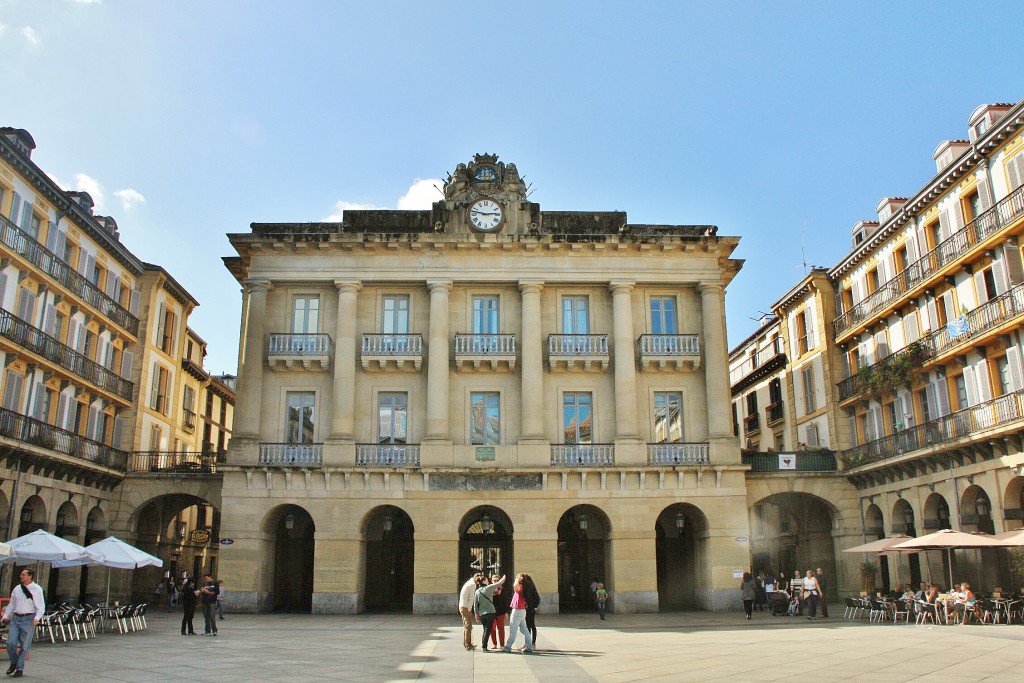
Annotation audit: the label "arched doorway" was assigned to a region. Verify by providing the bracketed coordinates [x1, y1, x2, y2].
[960, 484, 998, 589]
[49, 501, 80, 602]
[557, 505, 610, 612]
[363, 505, 414, 612]
[81, 506, 107, 602]
[656, 503, 709, 611]
[749, 493, 838, 598]
[891, 498, 921, 588]
[923, 492, 953, 588]
[458, 507, 513, 589]
[267, 505, 315, 613]
[18, 495, 46, 535]
[863, 503, 889, 593]
[131, 494, 220, 600]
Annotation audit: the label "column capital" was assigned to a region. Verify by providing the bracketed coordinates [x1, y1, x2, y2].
[243, 278, 273, 294]
[334, 279, 362, 294]
[518, 280, 545, 295]
[697, 282, 724, 297]
[426, 280, 454, 293]
[609, 281, 635, 295]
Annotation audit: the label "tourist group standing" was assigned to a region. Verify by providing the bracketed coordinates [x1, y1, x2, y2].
[460, 572, 540, 653]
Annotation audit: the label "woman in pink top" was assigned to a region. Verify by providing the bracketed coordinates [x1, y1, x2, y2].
[502, 574, 534, 653]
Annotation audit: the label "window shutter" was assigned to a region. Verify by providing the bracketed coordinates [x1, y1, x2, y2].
[16, 288, 35, 322]
[104, 273, 116, 298]
[905, 237, 918, 265]
[150, 364, 159, 408]
[43, 304, 56, 337]
[2, 372, 23, 412]
[1006, 346, 1024, 393]
[1009, 155, 1023, 191]
[112, 414, 126, 450]
[977, 178, 993, 212]
[905, 311, 920, 343]
[128, 289, 140, 316]
[938, 211, 950, 241]
[963, 366, 979, 406]
[926, 299, 938, 332]
[55, 393, 67, 430]
[975, 360, 992, 401]
[871, 406, 883, 441]
[121, 349, 134, 379]
[992, 258, 1008, 296]
[155, 303, 165, 345]
[67, 318, 78, 351]
[974, 270, 989, 305]
[9, 193, 20, 222]
[875, 330, 888, 359]
[935, 377, 951, 416]
[805, 424, 819, 447]
[45, 221, 59, 252]
[0, 271, 7, 312]
[54, 229, 66, 263]
[850, 415, 859, 446]
[20, 202, 33, 233]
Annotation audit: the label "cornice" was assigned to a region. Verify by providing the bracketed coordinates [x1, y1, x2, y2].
[143, 263, 199, 307]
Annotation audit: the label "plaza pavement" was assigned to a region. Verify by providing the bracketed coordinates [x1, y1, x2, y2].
[20, 605, 1024, 682]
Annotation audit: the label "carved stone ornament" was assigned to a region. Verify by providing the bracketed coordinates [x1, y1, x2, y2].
[443, 153, 527, 204]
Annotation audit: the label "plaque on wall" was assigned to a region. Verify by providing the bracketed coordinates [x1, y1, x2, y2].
[429, 474, 543, 491]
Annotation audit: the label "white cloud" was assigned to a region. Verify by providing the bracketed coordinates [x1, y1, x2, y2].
[115, 188, 146, 210]
[20, 27, 40, 45]
[74, 173, 105, 210]
[397, 178, 444, 210]
[321, 200, 384, 222]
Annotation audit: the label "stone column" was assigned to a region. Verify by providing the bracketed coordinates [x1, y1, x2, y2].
[234, 279, 272, 439]
[424, 280, 453, 442]
[519, 281, 546, 443]
[330, 280, 361, 441]
[610, 281, 640, 442]
[699, 283, 739, 464]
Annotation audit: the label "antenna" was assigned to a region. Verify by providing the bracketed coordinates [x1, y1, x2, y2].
[801, 220, 808, 275]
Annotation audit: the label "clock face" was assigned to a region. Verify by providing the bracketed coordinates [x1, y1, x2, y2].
[468, 199, 504, 232]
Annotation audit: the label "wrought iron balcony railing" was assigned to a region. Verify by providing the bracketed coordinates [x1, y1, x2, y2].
[833, 184, 1024, 339]
[0, 214, 139, 335]
[258, 443, 323, 467]
[0, 406, 127, 471]
[743, 413, 760, 435]
[838, 388, 1024, 469]
[0, 309, 133, 400]
[356, 443, 420, 467]
[550, 443, 615, 466]
[647, 442, 709, 465]
[268, 333, 332, 356]
[742, 449, 837, 472]
[454, 333, 516, 356]
[128, 450, 224, 473]
[765, 401, 785, 425]
[730, 337, 785, 385]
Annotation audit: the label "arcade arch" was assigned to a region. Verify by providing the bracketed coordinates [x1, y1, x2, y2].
[131, 494, 220, 598]
[749, 493, 838, 600]
[362, 505, 414, 612]
[263, 504, 316, 613]
[557, 505, 611, 612]
[458, 506, 514, 590]
[656, 503, 709, 610]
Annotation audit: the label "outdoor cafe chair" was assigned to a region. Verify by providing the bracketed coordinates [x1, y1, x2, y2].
[843, 597, 858, 619]
[915, 600, 938, 625]
[892, 599, 911, 623]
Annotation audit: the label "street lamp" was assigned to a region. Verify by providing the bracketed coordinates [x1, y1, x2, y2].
[937, 503, 950, 528]
[577, 512, 588, 532]
[480, 512, 494, 534]
[383, 513, 393, 532]
[284, 513, 295, 531]
[903, 507, 914, 528]
[675, 511, 686, 536]
[976, 497, 990, 519]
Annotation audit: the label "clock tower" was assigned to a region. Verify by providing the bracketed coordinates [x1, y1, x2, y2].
[435, 153, 538, 236]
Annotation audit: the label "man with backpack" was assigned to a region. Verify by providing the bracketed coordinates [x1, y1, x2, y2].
[1, 568, 45, 677]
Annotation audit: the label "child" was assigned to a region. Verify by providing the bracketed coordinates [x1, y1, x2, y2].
[595, 583, 608, 620]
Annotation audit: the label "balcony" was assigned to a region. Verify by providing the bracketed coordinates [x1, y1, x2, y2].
[356, 443, 420, 467]
[258, 443, 323, 467]
[361, 333, 423, 371]
[267, 333, 332, 372]
[0, 309, 133, 401]
[834, 184, 1024, 341]
[128, 450, 224, 474]
[730, 339, 785, 394]
[742, 450, 837, 472]
[453, 333, 516, 371]
[547, 334, 609, 371]
[181, 356, 209, 381]
[638, 334, 700, 371]
[647, 442, 709, 466]
[765, 401, 785, 425]
[0, 406, 128, 472]
[838, 388, 1024, 470]
[550, 444, 615, 466]
[182, 408, 197, 431]
[0, 214, 139, 336]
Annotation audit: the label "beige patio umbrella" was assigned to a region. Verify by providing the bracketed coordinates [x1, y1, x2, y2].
[843, 535, 922, 589]
[890, 529, 1017, 589]
[993, 527, 1024, 544]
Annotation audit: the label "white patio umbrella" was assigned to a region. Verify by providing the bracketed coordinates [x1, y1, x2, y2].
[0, 529, 103, 564]
[843, 534, 923, 590]
[993, 527, 1024, 545]
[889, 529, 1016, 590]
[0, 542, 11, 557]
[51, 536, 163, 605]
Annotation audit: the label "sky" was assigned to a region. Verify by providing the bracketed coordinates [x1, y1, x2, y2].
[2, 0, 1023, 374]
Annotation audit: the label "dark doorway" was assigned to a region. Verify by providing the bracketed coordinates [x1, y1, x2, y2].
[364, 505, 414, 612]
[458, 507, 513, 589]
[557, 505, 609, 612]
[272, 506, 315, 613]
[656, 504, 705, 610]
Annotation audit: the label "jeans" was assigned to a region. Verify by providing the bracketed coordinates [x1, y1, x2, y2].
[597, 598, 606, 619]
[6, 614, 34, 672]
[479, 613, 496, 649]
[805, 593, 819, 618]
[202, 603, 218, 634]
[215, 600, 225, 619]
[504, 608, 533, 651]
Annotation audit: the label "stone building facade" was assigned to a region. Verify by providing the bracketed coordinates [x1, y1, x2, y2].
[220, 154, 751, 614]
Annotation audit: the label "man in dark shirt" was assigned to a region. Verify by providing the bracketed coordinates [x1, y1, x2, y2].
[816, 567, 829, 618]
[200, 574, 220, 635]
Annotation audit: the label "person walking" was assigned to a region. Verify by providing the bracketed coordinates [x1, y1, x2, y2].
[180, 576, 198, 635]
[815, 567, 829, 618]
[595, 583, 608, 620]
[802, 569, 821, 621]
[502, 574, 535, 653]
[458, 573, 483, 651]
[2, 568, 45, 678]
[740, 572, 756, 619]
[523, 573, 540, 646]
[215, 580, 226, 620]
[474, 575, 506, 651]
[199, 574, 219, 635]
[488, 574, 509, 650]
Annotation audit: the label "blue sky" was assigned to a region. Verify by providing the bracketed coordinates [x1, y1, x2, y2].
[2, 0, 1023, 373]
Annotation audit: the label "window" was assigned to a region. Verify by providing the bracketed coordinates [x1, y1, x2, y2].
[769, 378, 783, 405]
[471, 296, 499, 334]
[149, 424, 162, 451]
[918, 389, 931, 423]
[27, 213, 41, 241]
[954, 375, 969, 410]
[745, 392, 758, 424]
[866, 268, 880, 294]
[805, 424, 820, 448]
[285, 392, 316, 444]
[796, 309, 813, 355]
[997, 356, 1011, 396]
[150, 364, 169, 414]
[382, 295, 410, 351]
[469, 392, 500, 445]
[652, 392, 683, 443]
[966, 192, 982, 221]
[802, 365, 816, 413]
[377, 392, 407, 444]
[927, 220, 942, 249]
[562, 392, 592, 444]
[650, 296, 678, 334]
[894, 246, 909, 273]
[157, 306, 176, 354]
[561, 296, 589, 334]
[292, 296, 320, 333]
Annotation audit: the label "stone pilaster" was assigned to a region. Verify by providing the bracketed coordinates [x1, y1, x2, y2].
[330, 280, 361, 441]
[518, 281, 546, 443]
[610, 281, 640, 443]
[233, 279, 272, 441]
[699, 282, 740, 464]
[424, 280, 453, 443]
